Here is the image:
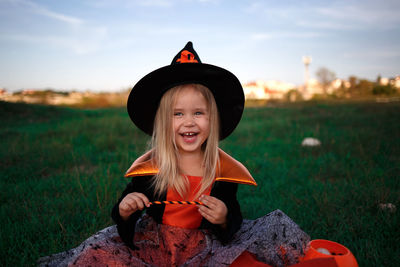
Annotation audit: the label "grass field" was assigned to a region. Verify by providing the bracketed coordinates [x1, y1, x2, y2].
[1, 100, 399, 266]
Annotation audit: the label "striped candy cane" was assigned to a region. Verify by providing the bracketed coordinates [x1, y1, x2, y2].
[149, 201, 204, 205]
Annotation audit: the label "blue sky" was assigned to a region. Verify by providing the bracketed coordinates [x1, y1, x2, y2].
[0, 0, 399, 92]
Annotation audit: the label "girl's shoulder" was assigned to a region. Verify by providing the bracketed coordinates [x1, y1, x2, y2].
[216, 148, 257, 186]
[125, 150, 157, 178]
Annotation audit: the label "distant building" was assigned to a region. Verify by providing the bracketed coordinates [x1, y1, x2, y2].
[379, 76, 400, 89]
[243, 80, 296, 100]
[332, 78, 351, 90]
[299, 79, 323, 99]
[380, 77, 390, 86]
[22, 89, 36, 95]
[391, 76, 400, 89]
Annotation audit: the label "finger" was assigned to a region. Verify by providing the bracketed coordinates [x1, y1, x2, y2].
[198, 205, 216, 220]
[124, 194, 145, 210]
[133, 193, 150, 207]
[121, 195, 136, 210]
[119, 200, 138, 219]
[199, 195, 217, 209]
[203, 196, 227, 214]
[124, 200, 138, 211]
[125, 193, 149, 209]
[134, 199, 145, 210]
[132, 196, 147, 210]
[198, 207, 216, 222]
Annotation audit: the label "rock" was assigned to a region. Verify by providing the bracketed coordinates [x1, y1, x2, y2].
[301, 137, 321, 147]
[378, 203, 396, 213]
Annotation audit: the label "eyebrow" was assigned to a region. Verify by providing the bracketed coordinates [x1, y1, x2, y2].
[173, 106, 207, 110]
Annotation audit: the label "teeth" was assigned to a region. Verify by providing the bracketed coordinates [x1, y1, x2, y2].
[183, 133, 196, 136]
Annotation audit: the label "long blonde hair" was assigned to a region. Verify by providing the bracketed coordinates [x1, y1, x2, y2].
[151, 83, 220, 200]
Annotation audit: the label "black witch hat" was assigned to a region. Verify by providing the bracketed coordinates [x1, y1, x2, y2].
[127, 41, 244, 140]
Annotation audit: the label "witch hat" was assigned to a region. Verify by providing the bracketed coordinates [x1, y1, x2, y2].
[127, 41, 244, 140]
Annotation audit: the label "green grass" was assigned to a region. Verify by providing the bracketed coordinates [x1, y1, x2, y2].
[1, 100, 399, 266]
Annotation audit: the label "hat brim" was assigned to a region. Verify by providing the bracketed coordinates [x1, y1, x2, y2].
[127, 63, 244, 140]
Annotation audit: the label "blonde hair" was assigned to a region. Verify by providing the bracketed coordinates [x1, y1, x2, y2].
[151, 83, 220, 200]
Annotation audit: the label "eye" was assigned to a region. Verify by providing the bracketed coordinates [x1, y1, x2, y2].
[174, 112, 183, 116]
[194, 111, 203, 116]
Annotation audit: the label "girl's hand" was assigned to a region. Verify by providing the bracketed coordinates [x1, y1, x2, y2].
[119, 192, 150, 221]
[198, 195, 228, 226]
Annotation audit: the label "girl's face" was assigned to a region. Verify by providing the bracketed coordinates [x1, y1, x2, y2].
[173, 85, 210, 156]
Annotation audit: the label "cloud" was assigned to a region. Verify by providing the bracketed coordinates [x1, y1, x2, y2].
[251, 33, 273, 40]
[137, 0, 173, 7]
[343, 49, 400, 60]
[196, 0, 220, 4]
[0, 0, 110, 54]
[1, 27, 108, 55]
[312, 1, 400, 30]
[295, 20, 359, 31]
[251, 31, 322, 40]
[84, 0, 219, 8]
[246, 0, 400, 31]
[10, 0, 83, 25]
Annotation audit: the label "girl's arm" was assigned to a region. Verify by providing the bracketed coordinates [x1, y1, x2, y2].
[111, 177, 152, 249]
[201, 181, 243, 244]
[119, 192, 150, 220]
[198, 195, 228, 225]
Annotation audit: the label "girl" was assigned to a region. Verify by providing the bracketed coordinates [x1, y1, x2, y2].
[39, 42, 310, 267]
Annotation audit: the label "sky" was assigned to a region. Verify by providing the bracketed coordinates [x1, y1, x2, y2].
[0, 0, 399, 92]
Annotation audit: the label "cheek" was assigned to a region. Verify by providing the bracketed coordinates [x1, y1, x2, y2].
[172, 119, 179, 132]
[203, 118, 211, 135]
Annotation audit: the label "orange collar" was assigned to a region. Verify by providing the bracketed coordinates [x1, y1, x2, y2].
[125, 148, 257, 186]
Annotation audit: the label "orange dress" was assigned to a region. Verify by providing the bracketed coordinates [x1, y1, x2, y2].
[162, 176, 270, 267]
[162, 175, 211, 229]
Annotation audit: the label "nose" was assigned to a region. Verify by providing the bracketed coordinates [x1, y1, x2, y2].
[183, 116, 195, 126]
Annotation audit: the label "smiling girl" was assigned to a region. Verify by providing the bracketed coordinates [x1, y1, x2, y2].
[45, 42, 310, 267]
[108, 42, 310, 266]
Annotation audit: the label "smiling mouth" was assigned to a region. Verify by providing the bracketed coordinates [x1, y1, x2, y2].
[180, 132, 198, 137]
[180, 132, 199, 143]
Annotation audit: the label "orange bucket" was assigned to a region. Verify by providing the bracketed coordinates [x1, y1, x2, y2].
[302, 239, 358, 267]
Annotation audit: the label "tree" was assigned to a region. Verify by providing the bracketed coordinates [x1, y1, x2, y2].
[316, 67, 336, 94]
[358, 79, 373, 95]
[347, 76, 358, 96]
[349, 76, 358, 89]
[348, 76, 373, 96]
[373, 84, 397, 95]
[376, 74, 382, 84]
